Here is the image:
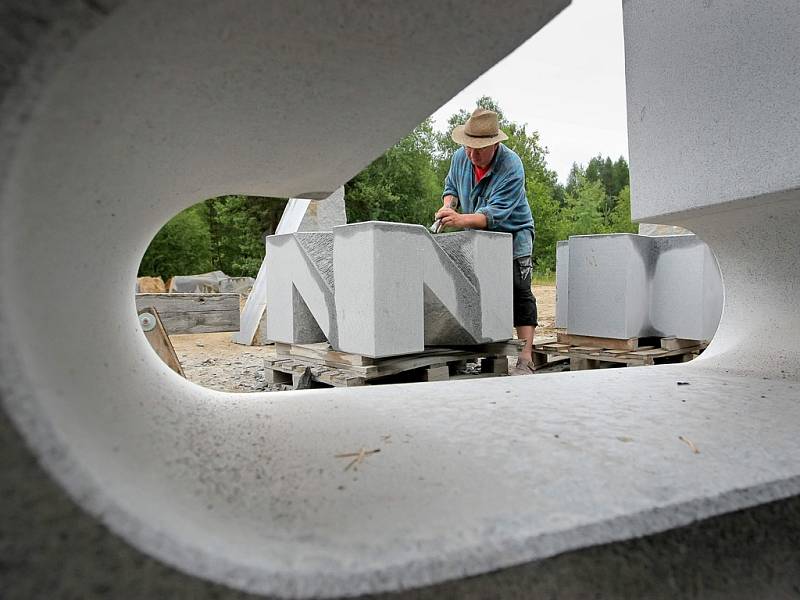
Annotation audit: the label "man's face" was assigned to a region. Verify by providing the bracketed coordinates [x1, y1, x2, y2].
[464, 143, 498, 169]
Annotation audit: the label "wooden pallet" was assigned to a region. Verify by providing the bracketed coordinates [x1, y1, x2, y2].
[265, 340, 524, 388]
[534, 335, 707, 370]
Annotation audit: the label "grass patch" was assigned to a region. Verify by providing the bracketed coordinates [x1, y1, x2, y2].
[532, 272, 555, 286]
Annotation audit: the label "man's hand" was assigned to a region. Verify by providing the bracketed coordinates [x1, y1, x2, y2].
[434, 207, 488, 230]
[435, 206, 465, 228]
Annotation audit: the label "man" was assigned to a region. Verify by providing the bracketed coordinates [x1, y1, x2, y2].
[436, 108, 537, 375]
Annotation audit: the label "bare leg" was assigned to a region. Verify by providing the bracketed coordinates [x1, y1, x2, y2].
[516, 325, 535, 363]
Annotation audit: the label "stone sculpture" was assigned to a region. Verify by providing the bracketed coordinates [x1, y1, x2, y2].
[2, 1, 800, 599]
[266, 221, 513, 357]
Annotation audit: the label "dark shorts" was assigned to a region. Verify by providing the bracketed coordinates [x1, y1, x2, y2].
[513, 256, 538, 327]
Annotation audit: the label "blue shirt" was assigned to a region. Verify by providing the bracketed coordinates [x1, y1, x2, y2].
[443, 144, 534, 258]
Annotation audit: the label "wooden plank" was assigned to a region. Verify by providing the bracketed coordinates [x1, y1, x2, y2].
[368, 351, 493, 378]
[138, 307, 184, 377]
[434, 339, 525, 356]
[627, 348, 669, 357]
[661, 337, 704, 350]
[540, 343, 571, 351]
[424, 364, 450, 382]
[290, 342, 376, 366]
[267, 341, 530, 386]
[567, 350, 647, 366]
[481, 356, 509, 374]
[557, 332, 639, 351]
[135, 293, 240, 334]
[326, 349, 376, 366]
[532, 351, 549, 368]
[570, 356, 597, 371]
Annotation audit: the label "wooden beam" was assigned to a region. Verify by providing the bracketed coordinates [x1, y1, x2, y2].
[135, 293, 239, 334]
[138, 307, 184, 377]
[557, 332, 639, 351]
[660, 336, 704, 350]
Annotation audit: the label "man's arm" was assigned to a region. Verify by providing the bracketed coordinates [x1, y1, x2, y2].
[434, 206, 488, 230]
[442, 194, 458, 209]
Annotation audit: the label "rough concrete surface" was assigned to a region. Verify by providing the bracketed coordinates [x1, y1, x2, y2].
[3, 373, 800, 600]
[2, 0, 800, 598]
[624, 0, 800, 221]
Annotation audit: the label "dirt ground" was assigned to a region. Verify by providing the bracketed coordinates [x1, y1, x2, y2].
[170, 284, 556, 393]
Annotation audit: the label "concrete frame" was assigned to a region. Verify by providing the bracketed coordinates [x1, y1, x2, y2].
[2, 0, 800, 598]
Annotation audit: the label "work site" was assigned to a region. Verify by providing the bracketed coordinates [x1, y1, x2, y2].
[2, 1, 799, 599]
[134, 192, 716, 392]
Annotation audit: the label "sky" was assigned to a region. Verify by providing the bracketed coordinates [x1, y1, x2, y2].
[429, 0, 628, 184]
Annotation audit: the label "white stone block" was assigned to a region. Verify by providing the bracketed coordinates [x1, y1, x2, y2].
[265, 232, 335, 344]
[649, 236, 723, 340]
[566, 234, 651, 339]
[564, 234, 722, 341]
[333, 222, 513, 357]
[555, 240, 569, 328]
[333, 223, 423, 357]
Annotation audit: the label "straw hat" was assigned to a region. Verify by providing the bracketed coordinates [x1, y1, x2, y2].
[450, 108, 509, 148]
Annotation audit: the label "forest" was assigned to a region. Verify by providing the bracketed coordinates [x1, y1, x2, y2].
[138, 97, 635, 282]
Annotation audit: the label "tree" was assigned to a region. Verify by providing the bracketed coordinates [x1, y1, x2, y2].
[608, 185, 637, 233]
[201, 195, 288, 277]
[560, 175, 607, 238]
[345, 118, 441, 226]
[138, 205, 213, 280]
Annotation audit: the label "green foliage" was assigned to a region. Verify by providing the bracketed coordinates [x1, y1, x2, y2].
[138, 205, 213, 280]
[609, 185, 637, 233]
[138, 97, 634, 284]
[345, 119, 441, 226]
[202, 195, 286, 277]
[560, 175, 607, 237]
[138, 195, 287, 280]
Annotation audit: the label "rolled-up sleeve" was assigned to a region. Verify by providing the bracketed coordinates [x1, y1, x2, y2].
[442, 158, 459, 201]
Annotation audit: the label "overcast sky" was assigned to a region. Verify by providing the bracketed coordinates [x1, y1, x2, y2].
[430, 0, 628, 183]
